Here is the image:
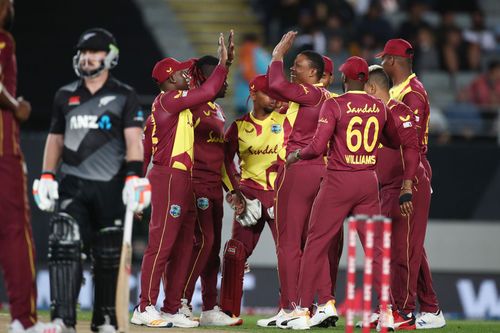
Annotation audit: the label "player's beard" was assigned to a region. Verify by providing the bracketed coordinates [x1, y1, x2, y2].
[263, 107, 273, 114]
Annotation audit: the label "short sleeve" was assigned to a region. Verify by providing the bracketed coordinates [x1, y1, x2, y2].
[122, 89, 144, 128]
[49, 90, 66, 134]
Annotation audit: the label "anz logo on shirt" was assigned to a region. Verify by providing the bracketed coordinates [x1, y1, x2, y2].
[69, 114, 112, 131]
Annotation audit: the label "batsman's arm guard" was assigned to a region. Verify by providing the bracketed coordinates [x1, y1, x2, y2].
[220, 239, 246, 317]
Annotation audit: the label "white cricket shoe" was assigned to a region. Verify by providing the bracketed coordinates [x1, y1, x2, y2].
[161, 311, 199, 328]
[416, 310, 446, 329]
[377, 307, 395, 332]
[278, 307, 311, 330]
[310, 300, 338, 327]
[130, 305, 172, 327]
[356, 312, 379, 329]
[96, 315, 116, 333]
[179, 298, 194, 319]
[9, 320, 63, 333]
[257, 309, 288, 327]
[199, 306, 242, 326]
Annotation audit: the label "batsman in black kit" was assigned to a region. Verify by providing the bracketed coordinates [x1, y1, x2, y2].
[32, 28, 151, 333]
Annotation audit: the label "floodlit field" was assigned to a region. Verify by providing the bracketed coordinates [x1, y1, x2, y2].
[1, 311, 499, 333]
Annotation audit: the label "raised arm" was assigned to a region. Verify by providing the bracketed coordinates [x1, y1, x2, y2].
[159, 65, 228, 113]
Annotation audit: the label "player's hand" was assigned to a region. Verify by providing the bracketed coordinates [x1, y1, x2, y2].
[122, 176, 152, 213]
[218, 32, 228, 68]
[286, 149, 301, 167]
[399, 180, 414, 216]
[32, 173, 59, 212]
[14, 97, 31, 123]
[272, 31, 297, 61]
[235, 195, 262, 227]
[226, 29, 235, 67]
[227, 190, 246, 215]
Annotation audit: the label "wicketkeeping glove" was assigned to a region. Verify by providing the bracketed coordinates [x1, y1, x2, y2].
[122, 176, 152, 213]
[235, 194, 262, 227]
[32, 173, 59, 212]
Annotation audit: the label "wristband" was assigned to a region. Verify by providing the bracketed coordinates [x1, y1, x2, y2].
[125, 161, 143, 177]
[41, 171, 56, 179]
[399, 193, 412, 204]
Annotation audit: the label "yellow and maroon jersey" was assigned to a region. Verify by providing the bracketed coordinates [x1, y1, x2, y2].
[224, 111, 287, 191]
[0, 30, 20, 158]
[390, 73, 430, 155]
[376, 99, 421, 189]
[301, 91, 416, 173]
[268, 61, 331, 166]
[192, 101, 225, 184]
[148, 64, 228, 172]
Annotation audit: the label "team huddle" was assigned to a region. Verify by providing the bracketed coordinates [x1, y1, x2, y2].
[0, 18, 446, 333]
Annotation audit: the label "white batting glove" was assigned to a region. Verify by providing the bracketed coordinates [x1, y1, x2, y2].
[235, 194, 262, 227]
[122, 176, 152, 213]
[267, 206, 275, 219]
[32, 173, 59, 212]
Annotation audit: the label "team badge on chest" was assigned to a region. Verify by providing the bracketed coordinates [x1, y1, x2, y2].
[169, 204, 181, 218]
[197, 197, 210, 210]
[271, 124, 282, 134]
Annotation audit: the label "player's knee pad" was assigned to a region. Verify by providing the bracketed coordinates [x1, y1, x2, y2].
[91, 227, 123, 331]
[220, 239, 246, 317]
[48, 213, 83, 327]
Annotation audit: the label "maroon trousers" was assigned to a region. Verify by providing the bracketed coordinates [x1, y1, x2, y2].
[274, 163, 326, 309]
[0, 156, 37, 329]
[297, 170, 382, 308]
[381, 170, 439, 314]
[140, 165, 195, 313]
[180, 182, 224, 311]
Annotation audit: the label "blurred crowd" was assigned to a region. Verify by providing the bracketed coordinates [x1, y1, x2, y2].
[240, 0, 500, 142]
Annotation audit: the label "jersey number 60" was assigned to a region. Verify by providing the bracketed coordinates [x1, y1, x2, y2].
[346, 116, 379, 153]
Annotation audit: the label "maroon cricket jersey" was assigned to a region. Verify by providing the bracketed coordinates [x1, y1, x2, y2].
[376, 99, 421, 189]
[0, 30, 20, 157]
[192, 101, 225, 185]
[301, 91, 414, 173]
[143, 115, 153, 176]
[148, 65, 227, 171]
[390, 73, 430, 155]
[268, 60, 330, 165]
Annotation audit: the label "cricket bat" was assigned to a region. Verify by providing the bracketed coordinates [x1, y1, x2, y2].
[116, 207, 134, 333]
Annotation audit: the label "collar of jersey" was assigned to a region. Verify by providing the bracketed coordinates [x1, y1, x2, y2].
[249, 110, 269, 124]
[391, 73, 416, 95]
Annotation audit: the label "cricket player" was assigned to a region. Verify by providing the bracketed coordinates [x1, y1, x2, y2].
[267, 31, 331, 315]
[283, 56, 419, 330]
[316, 55, 344, 328]
[377, 38, 445, 329]
[132, 33, 229, 328]
[365, 64, 426, 330]
[170, 54, 241, 326]
[222, 74, 286, 326]
[32, 28, 150, 333]
[0, 1, 61, 332]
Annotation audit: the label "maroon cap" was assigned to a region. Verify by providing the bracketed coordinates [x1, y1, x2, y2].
[339, 56, 369, 82]
[375, 39, 414, 58]
[322, 55, 334, 75]
[249, 74, 269, 94]
[152, 57, 194, 84]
